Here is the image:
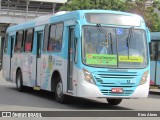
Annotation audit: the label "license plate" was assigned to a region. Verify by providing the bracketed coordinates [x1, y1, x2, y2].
[111, 88, 123, 93]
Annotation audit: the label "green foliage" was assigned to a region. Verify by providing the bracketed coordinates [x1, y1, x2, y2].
[153, 0, 160, 7]
[60, 0, 160, 32]
[158, 5, 160, 10]
[60, 0, 129, 11]
[127, 0, 160, 32]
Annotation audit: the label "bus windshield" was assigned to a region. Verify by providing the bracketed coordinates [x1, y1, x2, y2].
[82, 26, 148, 68]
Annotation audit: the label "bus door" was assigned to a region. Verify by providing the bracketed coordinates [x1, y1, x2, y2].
[156, 41, 160, 85]
[4, 36, 14, 81]
[9, 36, 15, 81]
[150, 41, 157, 85]
[150, 41, 160, 86]
[67, 26, 76, 91]
[35, 31, 43, 87]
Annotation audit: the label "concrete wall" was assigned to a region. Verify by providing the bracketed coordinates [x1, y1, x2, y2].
[0, 9, 52, 24]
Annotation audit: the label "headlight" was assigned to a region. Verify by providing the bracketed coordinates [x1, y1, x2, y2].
[139, 71, 148, 85]
[82, 68, 95, 84]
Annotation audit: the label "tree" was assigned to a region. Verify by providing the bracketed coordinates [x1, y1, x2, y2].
[60, 0, 160, 31]
[60, 0, 128, 11]
[126, 0, 160, 31]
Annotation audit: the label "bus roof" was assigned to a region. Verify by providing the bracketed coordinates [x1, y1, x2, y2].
[6, 10, 143, 33]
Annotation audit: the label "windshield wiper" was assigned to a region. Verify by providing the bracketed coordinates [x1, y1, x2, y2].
[96, 24, 113, 54]
[126, 27, 134, 58]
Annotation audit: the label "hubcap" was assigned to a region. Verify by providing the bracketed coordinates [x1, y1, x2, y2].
[56, 82, 63, 99]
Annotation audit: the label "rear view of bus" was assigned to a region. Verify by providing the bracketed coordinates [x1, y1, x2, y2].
[77, 11, 150, 105]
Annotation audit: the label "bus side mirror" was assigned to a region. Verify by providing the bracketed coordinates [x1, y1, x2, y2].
[146, 27, 151, 43]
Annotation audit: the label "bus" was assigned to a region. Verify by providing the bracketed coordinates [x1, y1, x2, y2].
[2, 10, 150, 105]
[150, 32, 160, 87]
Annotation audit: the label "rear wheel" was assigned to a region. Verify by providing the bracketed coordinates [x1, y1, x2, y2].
[55, 79, 68, 103]
[16, 70, 24, 92]
[107, 99, 122, 105]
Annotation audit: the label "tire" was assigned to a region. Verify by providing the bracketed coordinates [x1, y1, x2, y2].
[107, 98, 122, 105]
[55, 79, 68, 103]
[16, 70, 24, 92]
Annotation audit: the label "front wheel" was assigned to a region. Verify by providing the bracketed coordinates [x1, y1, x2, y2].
[55, 80, 68, 103]
[107, 99, 122, 105]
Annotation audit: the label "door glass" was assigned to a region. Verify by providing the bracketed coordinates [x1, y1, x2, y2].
[150, 41, 157, 61]
[74, 38, 78, 63]
[68, 27, 74, 90]
[36, 31, 43, 86]
[4, 34, 8, 53]
[37, 32, 43, 58]
[10, 37, 14, 58]
[9, 36, 14, 80]
[158, 41, 160, 60]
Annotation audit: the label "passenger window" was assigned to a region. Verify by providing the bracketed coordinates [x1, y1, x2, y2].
[48, 25, 56, 51]
[15, 31, 24, 52]
[43, 25, 50, 52]
[55, 23, 63, 51]
[48, 23, 63, 52]
[25, 29, 34, 52]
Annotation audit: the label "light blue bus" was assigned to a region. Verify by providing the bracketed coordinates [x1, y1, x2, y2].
[150, 32, 160, 86]
[3, 10, 150, 105]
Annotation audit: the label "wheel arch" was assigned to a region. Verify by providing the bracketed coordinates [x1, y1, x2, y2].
[16, 67, 22, 83]
[51, 70, 62, 92]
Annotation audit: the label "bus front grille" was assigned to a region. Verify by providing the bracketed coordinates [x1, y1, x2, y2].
[93, 71, 139, 87]
[92, 71, 139, 96]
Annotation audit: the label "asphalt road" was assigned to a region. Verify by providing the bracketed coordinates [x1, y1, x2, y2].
[0, 71, 160, 120]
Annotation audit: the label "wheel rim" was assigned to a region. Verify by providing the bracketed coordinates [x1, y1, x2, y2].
[17, 76, 21, 88]
[56, 82, 63, 99]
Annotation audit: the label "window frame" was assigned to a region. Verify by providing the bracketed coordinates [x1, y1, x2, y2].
[47, 22, 64, 52]
[24, 28, 34, 53]
[48, 24, 56, 52]
[43, 25, 50, 52]
[14, 30, 24, 52]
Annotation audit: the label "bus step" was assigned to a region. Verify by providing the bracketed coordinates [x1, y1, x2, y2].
[33, 86, 40, 90]
[150, 86, 159, 89]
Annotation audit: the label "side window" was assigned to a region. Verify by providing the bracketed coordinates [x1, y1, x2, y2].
[4, 34, 8, 53]
[43, 25, 50, 52]
[158, 41, 160, 60]
[48, 23, 63, 52]
[15, 31, 24, 52]
[48, 25, 56, 51]
[55, 23, 63, 51]
[150, 41, 157, 61]
[25, 29, 34, 52]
